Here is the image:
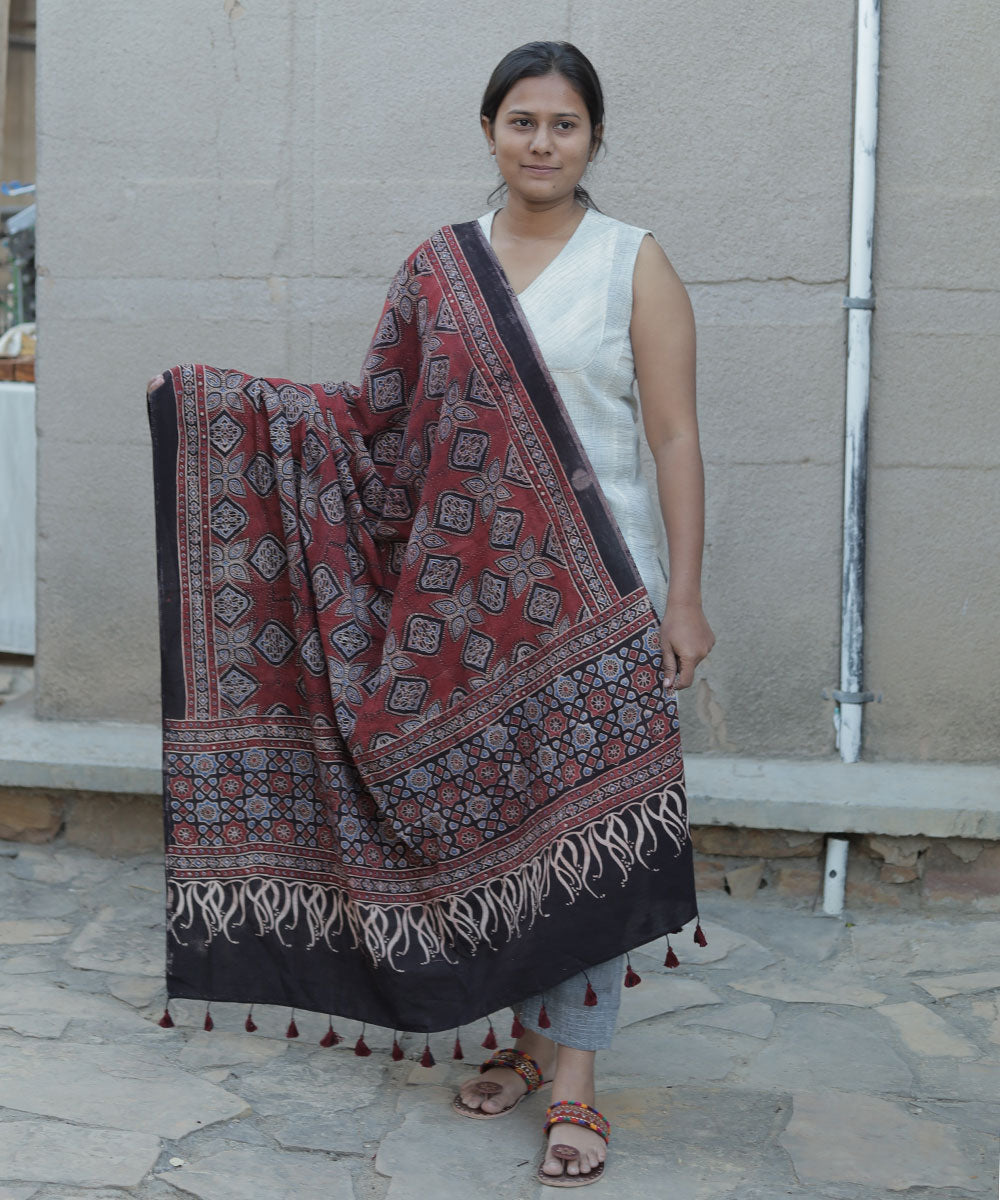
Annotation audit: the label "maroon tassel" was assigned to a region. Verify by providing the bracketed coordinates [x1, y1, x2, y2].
[481, 1022, 498, 1050]
[510, 1014, 526, 1038]
[624, 962, 642, 988]
[421, 1041, 435, 1068]
[158, 1006, 175, 1028]
[694, 922, 708, 947]
[354, 1032, 372, 1057]
[538, 1002, 551, 1029]
[664, 944, 680, 969]
[319, 1018, 340, 1048]
[203, 1006, 214, 1031]
[286, 1016, 299, 1039]
[452, 1031, 464, 1060]
[391, 1035, 405, 1061]
[584, 981, 599, 1007]
[244, 1011, 258, 1033]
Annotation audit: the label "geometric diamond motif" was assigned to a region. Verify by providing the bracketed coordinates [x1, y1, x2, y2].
[417, 555, 461, 594]
[461, 630, 495, 671]
[252, 620, 296, 665]
[319, 483, 345, 525]
[245, 453, 276, 497]
[477, 569, 508, 615]
[219, 664, 259, 707]
[403, 614, 445, 656]
[524, 582, 561, 627]
[209, 412, 245, 454]
[249, 534, 287, 581]
[210, 498, 249, 543]
[489, 507, 523, 549]
[311, 563, 343, 610]
[433, 491, 476, 534]
[299, 629, 326, 676]
[214, 584, 251, 627]
[386, 676, 429, 714]
[330, 622, 371, 661]
[449, 428, 490, 471]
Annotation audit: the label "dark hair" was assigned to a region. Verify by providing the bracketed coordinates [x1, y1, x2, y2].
[481, 41, 604, 210]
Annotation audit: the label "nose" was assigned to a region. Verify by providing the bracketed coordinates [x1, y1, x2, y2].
[529, 123, 553, 155]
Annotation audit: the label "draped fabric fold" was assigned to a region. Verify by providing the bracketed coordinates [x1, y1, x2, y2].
[147, 221, 697, 1033]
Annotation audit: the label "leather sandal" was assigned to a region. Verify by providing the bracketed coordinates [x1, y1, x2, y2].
[452, 1047, 549, 1119]
[537, 1100, 611, 1187]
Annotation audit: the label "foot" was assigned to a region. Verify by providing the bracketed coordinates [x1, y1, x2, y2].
[456, 1033, 554, 1115]
[540, 1121, 607, 1179]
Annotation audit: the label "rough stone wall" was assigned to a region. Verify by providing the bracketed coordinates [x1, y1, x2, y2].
[34, 2, 998, 764]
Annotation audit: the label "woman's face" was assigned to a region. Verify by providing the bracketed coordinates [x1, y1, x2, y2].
[482, 72, 599, 208]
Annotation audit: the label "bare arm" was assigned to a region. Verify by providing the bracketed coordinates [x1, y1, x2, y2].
[630, 234, 715, 688]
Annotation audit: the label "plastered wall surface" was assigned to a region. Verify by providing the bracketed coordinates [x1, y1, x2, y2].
[34, 1, 997, 762]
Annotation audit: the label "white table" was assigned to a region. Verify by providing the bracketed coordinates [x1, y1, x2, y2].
[0, 380, 36, 653]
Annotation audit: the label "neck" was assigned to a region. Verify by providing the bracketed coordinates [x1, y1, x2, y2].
[495, 195, 586, 240]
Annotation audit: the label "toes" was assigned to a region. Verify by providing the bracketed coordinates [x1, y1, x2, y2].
[541, 1156, 565, 1177]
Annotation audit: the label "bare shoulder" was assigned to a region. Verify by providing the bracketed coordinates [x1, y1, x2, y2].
[633, 234, 691, 307]
[632, 234, 693, 326]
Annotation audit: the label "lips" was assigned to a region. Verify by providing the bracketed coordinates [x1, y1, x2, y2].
[523, 165, 558, 174]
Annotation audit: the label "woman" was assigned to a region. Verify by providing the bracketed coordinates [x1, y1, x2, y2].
[450, 43, 714, 1186]
[147, 38, 711, 1195]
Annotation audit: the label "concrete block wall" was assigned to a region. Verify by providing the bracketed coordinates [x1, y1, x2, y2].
[34, 1, 999, 763]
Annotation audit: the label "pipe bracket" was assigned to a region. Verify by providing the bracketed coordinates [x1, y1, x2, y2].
[842, 295, 875, 310]
[823, 688, 882, 704]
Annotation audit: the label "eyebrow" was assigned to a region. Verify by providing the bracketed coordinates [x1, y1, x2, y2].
[506, 109, 582, 119]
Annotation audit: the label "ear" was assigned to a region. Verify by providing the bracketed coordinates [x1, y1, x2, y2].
[589, 123, 604, 161]
[481, 114, 495, 155]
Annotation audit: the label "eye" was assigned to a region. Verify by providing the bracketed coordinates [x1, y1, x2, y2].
[510, 117, 532, 128]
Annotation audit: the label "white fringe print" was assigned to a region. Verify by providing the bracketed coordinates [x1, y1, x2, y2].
[167, 781, 689, 971]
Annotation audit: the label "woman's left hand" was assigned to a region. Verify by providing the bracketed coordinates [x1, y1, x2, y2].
[659, 601, 715, 690]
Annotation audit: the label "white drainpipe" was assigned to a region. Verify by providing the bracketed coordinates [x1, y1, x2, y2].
[824, 0, 882, 915]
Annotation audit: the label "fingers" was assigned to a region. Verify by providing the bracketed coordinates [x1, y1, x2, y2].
[661, 642, 678, 690]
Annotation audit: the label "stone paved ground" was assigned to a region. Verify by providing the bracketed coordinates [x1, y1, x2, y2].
[0, 836, 997, 1200]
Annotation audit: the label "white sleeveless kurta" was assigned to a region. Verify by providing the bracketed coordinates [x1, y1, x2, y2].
[478, 208, 670, 615]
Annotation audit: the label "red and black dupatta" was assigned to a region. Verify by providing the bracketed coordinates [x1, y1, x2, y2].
[147, 221, 697, 1035]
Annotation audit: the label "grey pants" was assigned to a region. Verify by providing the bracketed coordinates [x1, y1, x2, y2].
[515, 954, 625, 1051]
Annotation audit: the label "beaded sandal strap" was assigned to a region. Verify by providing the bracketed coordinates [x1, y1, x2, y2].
[543, 1100, 611, 1144]
[479, 1048, 544, 1093]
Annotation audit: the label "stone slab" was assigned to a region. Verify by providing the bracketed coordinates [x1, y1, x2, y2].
[779, 1090, 973, 1192]
[635, 917, 775, 969]
[108, 974, 163, 1008]
[876, 1001, 979, 1058]
[682, 1001, 775, 1039]
[0, 695, 161, 794]
[730, 971, 886, 1007]
[600, 1026, 736, 1088]
[0, 1117, 160, 1187]
[971, 996, 1000, 1045]
[699, 894, 845, 963]
[0, 1040, 249, 1137]
[0, 953, 54, 974]
[743, 1010, 912, 1094]
[177, 1030, 289, 1069]
[233, 1050, 383, 1118]
[0, 1187, 39, 1200]
[65, 905, 163, 976]
[918, 1060, 1000, 1103]
[0, 918, 72, 944]
[913, 970, 1000, 998]
[851, 918, 1000, 975]
[0, 1011, 70, 1038]
[617, 975, 721, 1027]
[158, 1147, 355, 1200]
[686, 755, 1000, 839]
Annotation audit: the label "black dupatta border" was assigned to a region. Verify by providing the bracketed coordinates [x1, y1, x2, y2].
[148, 375, 185, 723]
[449, 219, 643, 606]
